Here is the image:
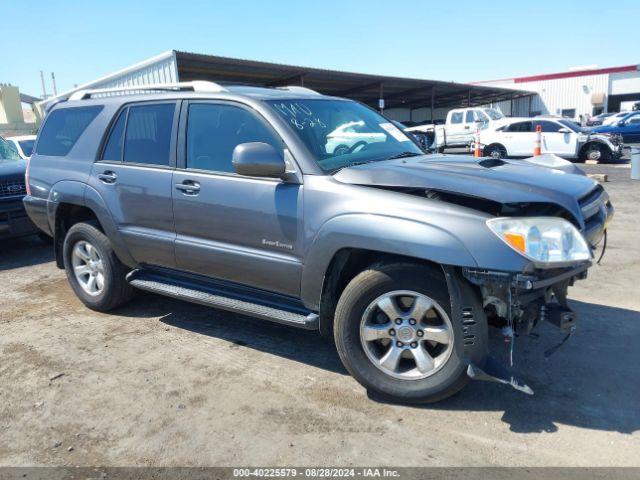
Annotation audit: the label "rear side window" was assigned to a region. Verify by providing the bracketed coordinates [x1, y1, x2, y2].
[123, 103, 175, 166]
[36, 106, 103, 156]
[450, 112, 463, 124]
[102, 109, 127, 161]
[507, 121, 532, 133]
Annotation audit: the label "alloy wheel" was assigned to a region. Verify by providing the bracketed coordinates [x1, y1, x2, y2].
[359, 290, 454, 380]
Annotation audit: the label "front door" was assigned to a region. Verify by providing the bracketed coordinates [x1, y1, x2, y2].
[535, 120, 577, 158]
[88, 101, 179, 268]
[172, 101, 303, 297]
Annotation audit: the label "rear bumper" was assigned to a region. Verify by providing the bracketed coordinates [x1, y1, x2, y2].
[0, 197, 39, 239]
[22, 195, 52, 236]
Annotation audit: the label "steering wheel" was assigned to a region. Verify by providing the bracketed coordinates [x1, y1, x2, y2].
[347, 141, 368, 154]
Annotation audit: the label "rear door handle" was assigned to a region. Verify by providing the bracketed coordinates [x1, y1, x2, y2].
[175, 181, 200, 195]
[97, 171, 117, 184]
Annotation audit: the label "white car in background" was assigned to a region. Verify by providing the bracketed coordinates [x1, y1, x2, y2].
[478, 117, 623, 162]
[325, 120, 386, 155]
[601, 112, 628, 126]
[6, 135, 36, 160]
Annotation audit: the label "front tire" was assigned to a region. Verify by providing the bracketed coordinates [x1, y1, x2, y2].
[63, 221, 134, 311]
[334, 263, 486, 403]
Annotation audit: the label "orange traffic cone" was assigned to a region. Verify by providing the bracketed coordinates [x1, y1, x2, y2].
[534, 124, 542, 156]
[474, 125, 481, 157]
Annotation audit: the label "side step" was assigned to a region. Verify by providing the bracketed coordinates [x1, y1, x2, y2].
[127, 270, 319, 330]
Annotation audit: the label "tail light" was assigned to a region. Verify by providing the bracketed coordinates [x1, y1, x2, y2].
[25, 158, 31, 196]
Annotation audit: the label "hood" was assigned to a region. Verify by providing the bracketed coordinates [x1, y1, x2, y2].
[334, 154, 597, 223]
[0, 158, 27, 182]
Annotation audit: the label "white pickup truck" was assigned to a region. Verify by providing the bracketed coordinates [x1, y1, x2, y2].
[406, 107, 505, 152]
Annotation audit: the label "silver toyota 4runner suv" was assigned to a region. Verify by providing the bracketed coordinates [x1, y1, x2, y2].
[24, 82, 613, 403]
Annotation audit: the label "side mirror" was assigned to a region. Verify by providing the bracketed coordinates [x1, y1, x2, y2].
[558, 127, 571, 133]
[617, 120, 626, 127]
[232, 142, 286, 178]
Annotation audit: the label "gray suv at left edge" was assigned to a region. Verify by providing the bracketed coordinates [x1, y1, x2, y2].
[24, 82, 612, 403]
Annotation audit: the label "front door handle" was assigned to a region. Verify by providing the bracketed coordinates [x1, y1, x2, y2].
[97, 171, 117, 184]
[175, 181, 200, 195]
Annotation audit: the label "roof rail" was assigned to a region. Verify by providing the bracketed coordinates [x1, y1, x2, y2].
[276, 85, 321, 96]
[68, 81, 228, 101]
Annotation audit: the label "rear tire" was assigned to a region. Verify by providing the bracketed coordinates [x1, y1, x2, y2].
[484, 144, 507, 159]
[63, 221, 134, 311]
[334, 263, 487, 404]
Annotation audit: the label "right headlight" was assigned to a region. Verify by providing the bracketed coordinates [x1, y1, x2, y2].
[486, 217, 592, 265]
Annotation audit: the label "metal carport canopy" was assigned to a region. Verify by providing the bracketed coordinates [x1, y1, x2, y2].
[175, 50, 532, 111]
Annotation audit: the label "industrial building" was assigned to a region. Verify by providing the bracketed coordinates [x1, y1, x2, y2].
[40, 50, 531, 124]
[474, 64, 640, 121]
[39, 51, 640, 126]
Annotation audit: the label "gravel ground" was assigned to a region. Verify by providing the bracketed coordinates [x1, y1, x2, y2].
[0, 163, 638, 467]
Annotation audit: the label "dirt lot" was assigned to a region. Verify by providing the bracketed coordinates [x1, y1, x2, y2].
[1, 164, 639, 467]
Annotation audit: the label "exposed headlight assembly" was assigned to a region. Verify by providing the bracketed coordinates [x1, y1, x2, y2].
[487, 217, 592, 265]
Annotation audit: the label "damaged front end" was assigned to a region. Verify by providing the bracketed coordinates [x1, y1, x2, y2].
[461, 265, 589, 395]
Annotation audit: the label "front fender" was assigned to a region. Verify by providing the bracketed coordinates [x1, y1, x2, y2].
[300, 214, 479, 310]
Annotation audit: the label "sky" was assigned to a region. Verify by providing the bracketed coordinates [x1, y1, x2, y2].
[2, 0, 639, 98]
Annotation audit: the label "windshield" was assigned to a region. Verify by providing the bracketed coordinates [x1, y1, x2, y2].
[267, 99, 422, 172]
[18, 139, 35, 157]
[483, 108, 504, 120]
[0, 138, 21, 162]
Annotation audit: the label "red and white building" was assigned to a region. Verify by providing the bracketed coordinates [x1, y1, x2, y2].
[474, 64, 640, 120]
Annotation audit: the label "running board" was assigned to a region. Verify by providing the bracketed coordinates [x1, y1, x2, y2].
[127, 270, 319, 330]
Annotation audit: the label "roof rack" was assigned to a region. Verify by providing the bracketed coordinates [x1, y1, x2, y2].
[68, 81, 228, 101]
[276, 85, 321, 96]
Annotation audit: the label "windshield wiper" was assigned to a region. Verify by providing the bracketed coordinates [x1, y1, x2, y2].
[330, 160, 378, 174]
[385, 151, 422, 160]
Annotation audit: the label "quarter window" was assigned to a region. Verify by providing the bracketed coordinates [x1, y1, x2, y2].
[123, 103, 175, 166]
[36, 106, 103, 156]
[186, 103, 282, 173]
[451, 112, 463, 124]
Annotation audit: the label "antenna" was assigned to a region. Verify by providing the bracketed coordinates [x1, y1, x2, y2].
[51, 72, 58, 96]
[40, 70, 48, 99]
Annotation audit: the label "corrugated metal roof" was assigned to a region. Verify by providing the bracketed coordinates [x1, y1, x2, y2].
[41, 49, 533, 111]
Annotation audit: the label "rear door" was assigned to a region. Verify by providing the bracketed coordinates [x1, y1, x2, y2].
[88, 101, 179, 268]
[171, 100, 304, 297]
[534, 120, 577, 157]
[445, 110, 466, 145]
[503, 121, 534, 156]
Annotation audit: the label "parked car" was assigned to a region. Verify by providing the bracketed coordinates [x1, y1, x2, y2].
[6, 135, 37, 160]
[0, 136, 39, 239]
[409, 108, 505, 152]
[589, 111, 640, 144]
[325, 120, 386, 154]
[586, 112, 615, 127]
[24, 82, 612, 403]
[479, 117, 624, 162]
[601, 111, 629, 126]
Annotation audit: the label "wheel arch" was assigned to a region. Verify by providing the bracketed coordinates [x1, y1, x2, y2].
[51, 185, 136, 269]
[317, 247, 451, 336]
[578, 140, 612, 160]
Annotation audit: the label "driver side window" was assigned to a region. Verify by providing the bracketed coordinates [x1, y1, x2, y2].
[186, 103, 283, 173]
